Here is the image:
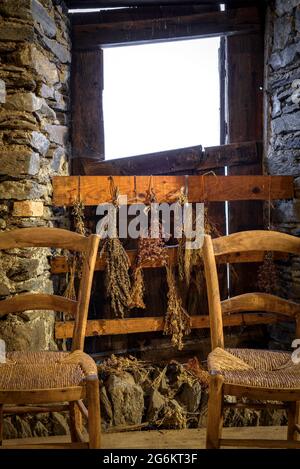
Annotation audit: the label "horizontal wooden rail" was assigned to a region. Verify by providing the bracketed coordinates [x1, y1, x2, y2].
[52, 175, 294, 206]
[51, 249, 288, 274]
[55, 312, 283, 339]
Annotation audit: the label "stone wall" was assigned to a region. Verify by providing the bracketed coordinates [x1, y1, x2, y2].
[0, 0, 71, 351]
[265, 0, 300, 347]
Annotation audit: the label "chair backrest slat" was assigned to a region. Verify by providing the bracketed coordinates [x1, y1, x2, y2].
[0, 227, 100, 351]
[0, 294, 77, 318]
[222, 293, 300, 318]
[0, 227, 87, 251]
[213, 230, 300, 257]
[202, 231, 300, 350]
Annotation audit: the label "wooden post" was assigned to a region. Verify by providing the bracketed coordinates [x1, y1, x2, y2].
[206, 374, 224, 449]
[71, 49, 104, 175]
[86, 376, 101, 449]
[202, 236, 224, 349]
[225, 30, 264, 295]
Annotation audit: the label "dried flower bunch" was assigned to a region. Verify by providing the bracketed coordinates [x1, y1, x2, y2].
[164, 265, 191, 351]
[130, 221, 168, 309]
[257, 251, 278, 293]
[101, 237, 132, 318]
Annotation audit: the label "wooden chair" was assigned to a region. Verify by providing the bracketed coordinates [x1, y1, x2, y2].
[202, 230, 300, 449]
[0, 227, 101, 449]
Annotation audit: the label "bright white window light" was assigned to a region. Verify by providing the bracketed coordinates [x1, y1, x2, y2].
[103, 37, 220, 160]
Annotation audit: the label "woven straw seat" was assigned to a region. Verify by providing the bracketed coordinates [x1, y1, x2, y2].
[0, 350, 97, 391]
[208, 347, 300, 389]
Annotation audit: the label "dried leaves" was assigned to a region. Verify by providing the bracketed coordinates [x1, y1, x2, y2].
[164, 265, 191, 351]
[100, 237, 132, 318]
[257, 251, 278, 293]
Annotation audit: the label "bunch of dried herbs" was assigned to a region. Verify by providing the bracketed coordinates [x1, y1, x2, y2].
[100, 236, 132, 318]
[257, 251, 278, 293]
[164, 265, 191, 350]
[130, 222, 167, 309]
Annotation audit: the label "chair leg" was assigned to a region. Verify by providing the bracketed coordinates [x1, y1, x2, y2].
[86, 375, 101, 449]
[206, 374, 224, 449]
[69, 401, 83, 443]
[0, 404, 3, 446]
[288, 401, 300, 441]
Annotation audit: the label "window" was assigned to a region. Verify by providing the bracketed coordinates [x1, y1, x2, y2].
[103, 37, 220, 160]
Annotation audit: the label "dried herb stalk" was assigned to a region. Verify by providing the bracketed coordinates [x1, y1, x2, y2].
[164, 265, 191, 350]
[101, 237, 132, 318]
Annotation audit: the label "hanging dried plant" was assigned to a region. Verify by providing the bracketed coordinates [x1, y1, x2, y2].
[257, 251, 278, 293]
[129, 221, 167, 309]
[164, 265, 191, 350]
[72, 198, 86, 236]
[129, 266, 145, 309]
[101, 237, 132, 318]
[63, 256, 77, 301]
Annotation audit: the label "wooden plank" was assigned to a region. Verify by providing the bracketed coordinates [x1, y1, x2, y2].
[55, 312, 282, 339]
[81, 141, 261, 176]
[52, 175, 294, 206]
[50, 250, 288, 274]
[71, 49, 104, 166]
[67, 0, 261, 8]
[73, 7, 262, 49]
[82, 146, 202, 176]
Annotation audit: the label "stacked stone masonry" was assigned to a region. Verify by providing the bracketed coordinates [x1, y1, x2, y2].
[0, 0, 71, 353]
[265, 0, 300, 324]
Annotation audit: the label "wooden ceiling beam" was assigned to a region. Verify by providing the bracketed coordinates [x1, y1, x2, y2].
[67, 0, 260, 9]
[73, 6, 262, 48]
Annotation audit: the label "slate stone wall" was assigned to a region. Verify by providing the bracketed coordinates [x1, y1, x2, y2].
[0, 0, 71, 352]
[265, 0, 300, 347]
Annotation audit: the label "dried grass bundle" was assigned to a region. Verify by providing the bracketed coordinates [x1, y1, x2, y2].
[164, 265, 191, 350]
[101, 237, 132, 318]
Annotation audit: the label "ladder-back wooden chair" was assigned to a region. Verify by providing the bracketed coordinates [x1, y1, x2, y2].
[202, 231, 300, 449]
[0, 227, 101, 449]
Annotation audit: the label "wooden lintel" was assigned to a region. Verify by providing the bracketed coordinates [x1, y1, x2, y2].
[50, 249, 288, 274]
[55, 312, 281, 339]
[80, 141, 261, 176]
[52, 175, 294, 206]
[67, 0, 260, 8]
[73, 7, 261, 48]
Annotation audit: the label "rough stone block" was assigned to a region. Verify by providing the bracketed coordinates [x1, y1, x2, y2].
[273, 15, 292, 51]
[38, 83, 55, 99]
[0, 79, 6, 104]
[42, 36, 71, 63]
[15, 44, 59, 85]
[271, 111, 300, 134]
[32, 0, 57, 38]
[106, 372, 144, 426]
[0, 312, 56, 351]
[0, 0, 32, 20]
[269, 42, 300, 70]
[13, 201, 44, 217]
[276, 0, 300, 17]
[0, 110, 39, 132]
[0, 180, 46, 200]
[0, 146, 40, 176]
[31, 131, 50, 156]
[45, 124, 68, 145]
[4, 92, 44, 112]
[0, 21, 34, 42]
